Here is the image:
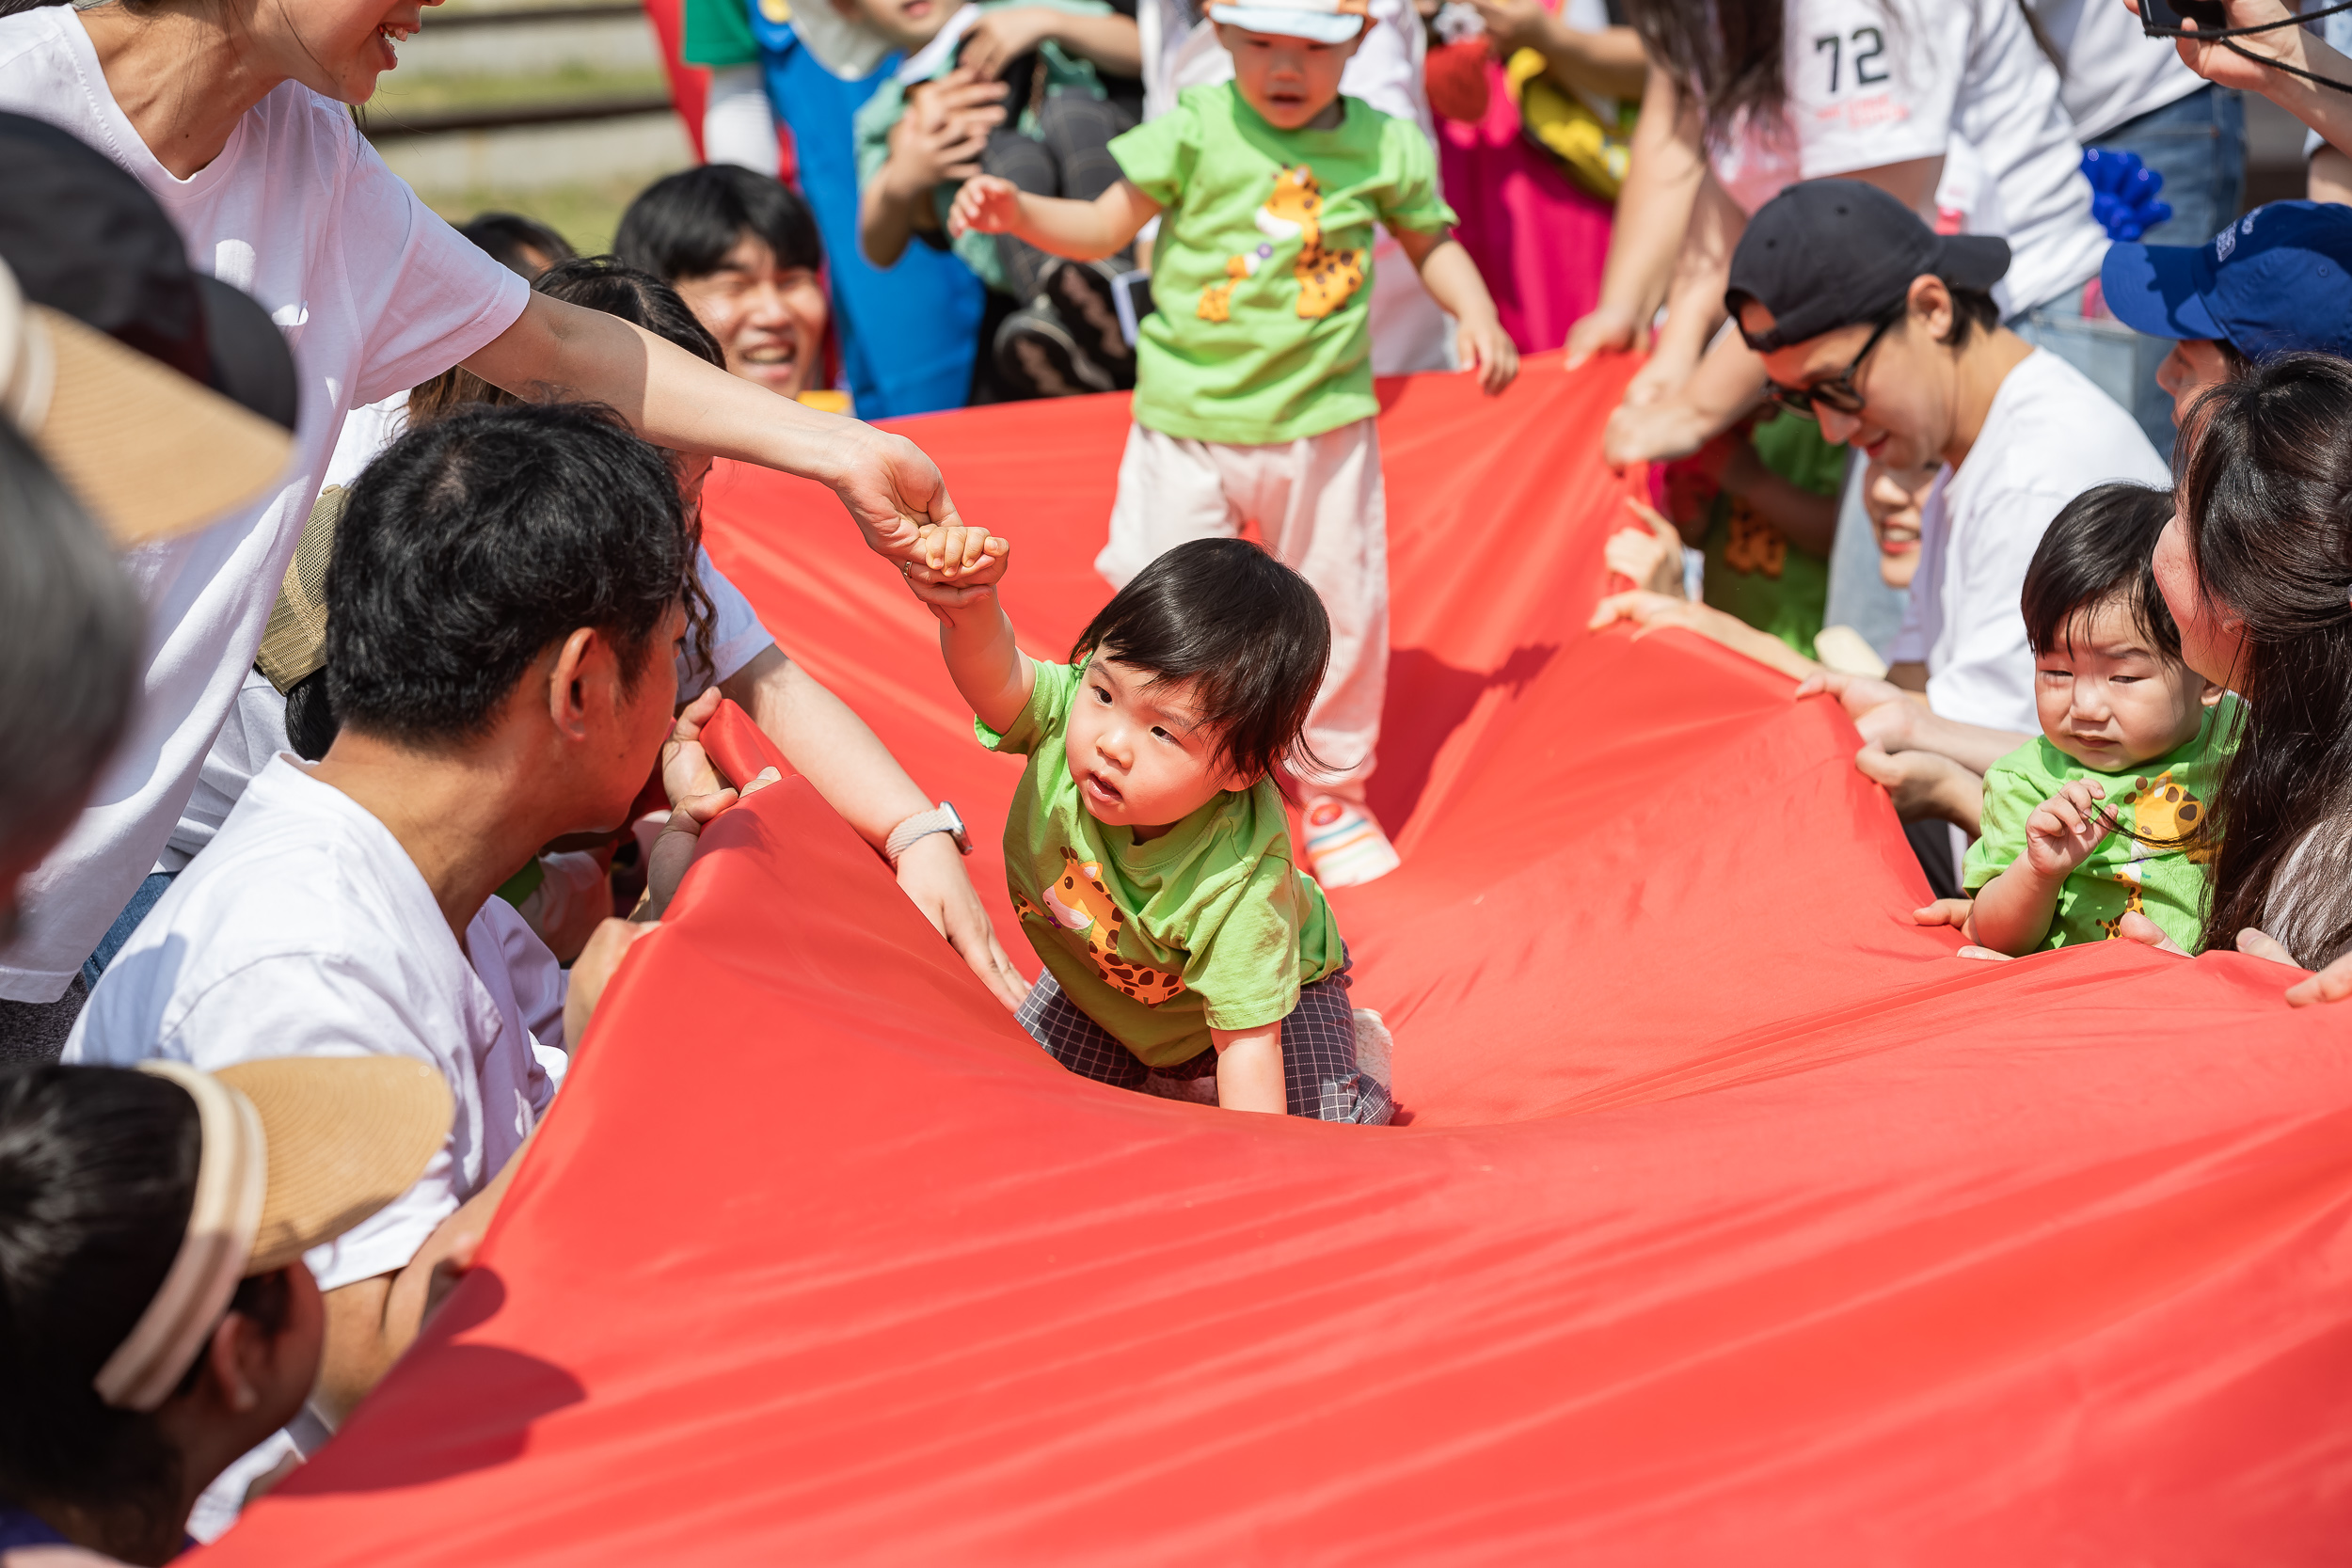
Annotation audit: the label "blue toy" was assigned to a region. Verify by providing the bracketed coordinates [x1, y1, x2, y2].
[2081, 148, 2173, 243]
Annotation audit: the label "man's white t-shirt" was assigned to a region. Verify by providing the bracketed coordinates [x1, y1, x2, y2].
[1707, 0, 2107, 318]
[0, 9, 531, 1002]
[64, 757, 561, 1291]
[1886, 350, 2169, 733]
[2026, 0, 2204, 142]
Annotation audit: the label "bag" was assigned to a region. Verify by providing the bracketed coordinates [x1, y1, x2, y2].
[1504, 48, 1634, 201]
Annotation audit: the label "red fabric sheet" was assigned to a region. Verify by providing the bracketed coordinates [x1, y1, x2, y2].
[202, 357, 2352, 1563]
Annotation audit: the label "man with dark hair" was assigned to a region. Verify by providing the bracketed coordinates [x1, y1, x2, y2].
[65, 402, 758, 1439]
[616, 165, 835, 404]
[1726, 181, 2163, 801]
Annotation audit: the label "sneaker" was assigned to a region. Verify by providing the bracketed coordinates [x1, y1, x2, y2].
[1044, 258, 1136, 388]
[1301, 796, 1401, 888]
[993, 304, 1113, 400]
[1350, 1008, 1394, 1091]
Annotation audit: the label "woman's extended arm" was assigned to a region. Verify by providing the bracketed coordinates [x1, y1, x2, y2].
[1466, 0, 1647, 100]
[722, 646, 1030, 1006]
[1565, 65, 1705, 366]
[960, 7, 1144, 76]
[2133, 0, 2352, 156]
[463, 293, 959, 562]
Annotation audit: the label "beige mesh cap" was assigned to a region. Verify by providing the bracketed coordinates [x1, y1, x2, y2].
[256, 485, 343, 693]
[213, 1056, 453, 1275]
[0, 257, 294, 547]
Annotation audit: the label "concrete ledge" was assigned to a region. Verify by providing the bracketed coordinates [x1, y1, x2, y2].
[374, 111, 691, 191]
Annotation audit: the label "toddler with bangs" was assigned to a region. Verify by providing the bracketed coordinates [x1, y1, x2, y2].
[1943, 483, 2238, 956]
[904, 529, 1393, 1121]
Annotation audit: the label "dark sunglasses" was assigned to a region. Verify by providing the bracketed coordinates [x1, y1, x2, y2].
[1766, 312, 1900, 420]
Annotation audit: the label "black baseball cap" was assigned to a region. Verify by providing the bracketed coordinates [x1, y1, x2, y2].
[1727, 180, 2011, 354]
[0, 112, 297, 433]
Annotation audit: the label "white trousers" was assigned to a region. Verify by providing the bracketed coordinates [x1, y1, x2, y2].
[1097, 419, 1388, 797]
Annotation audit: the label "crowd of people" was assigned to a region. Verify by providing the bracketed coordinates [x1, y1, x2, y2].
[6, 0, 2352, 1555]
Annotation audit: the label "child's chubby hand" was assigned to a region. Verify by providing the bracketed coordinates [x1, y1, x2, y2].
[900, 523, 1010, 610]
[2024, 778, 2117, 879]
[948, 174, 1024, 238]
[1456, 311, 1520, 396]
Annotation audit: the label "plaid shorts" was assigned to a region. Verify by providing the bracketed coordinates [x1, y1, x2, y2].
[1016, 957, 1393, 1124]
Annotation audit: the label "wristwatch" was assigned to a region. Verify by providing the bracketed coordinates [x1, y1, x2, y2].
[885, 800, 973, 865]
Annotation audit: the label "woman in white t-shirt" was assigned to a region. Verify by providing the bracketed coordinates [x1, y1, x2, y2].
[0, 0, 1000, 1024]
[1568, 0, 2112, 467]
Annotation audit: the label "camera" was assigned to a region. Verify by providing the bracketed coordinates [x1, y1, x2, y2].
[2139, 0, 2231, 35]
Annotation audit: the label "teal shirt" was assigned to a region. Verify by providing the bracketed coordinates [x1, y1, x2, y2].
[850, 0, 1113, 291]
[979, 659, 1344, 1067]
[1963, 696, 2243, 952]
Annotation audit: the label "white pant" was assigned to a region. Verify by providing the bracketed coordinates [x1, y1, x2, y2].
[1097, 419, 1388, 797]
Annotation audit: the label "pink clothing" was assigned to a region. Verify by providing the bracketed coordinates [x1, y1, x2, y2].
[1436, 60, 1614, 355]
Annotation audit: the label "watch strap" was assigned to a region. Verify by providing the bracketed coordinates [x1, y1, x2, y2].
[885, 804, 964, 863]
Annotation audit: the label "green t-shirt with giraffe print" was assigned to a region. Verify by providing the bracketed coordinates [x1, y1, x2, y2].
[1110, 81, 1456, 446]
[1963, 695, 2242, 952]
[978, 657, 1345, 1068]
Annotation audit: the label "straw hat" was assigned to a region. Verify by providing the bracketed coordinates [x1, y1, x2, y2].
[93, 1055, 453, 1412]
[214, 1056, 453, 1275]
[0, 257, 294, 548]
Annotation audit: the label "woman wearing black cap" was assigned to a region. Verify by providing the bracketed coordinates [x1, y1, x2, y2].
[0, 1056, 447, 1562]
[0, 1, 995, 1039]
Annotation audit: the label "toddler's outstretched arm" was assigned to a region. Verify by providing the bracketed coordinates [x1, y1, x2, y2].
[1970, 779, 2115, 956]
[950, 175, 1162, 262]
[901, 525, 1033, 736]
[1393, 227, 1519, 396]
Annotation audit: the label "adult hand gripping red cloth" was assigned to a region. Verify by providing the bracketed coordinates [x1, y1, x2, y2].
[204, 358, 2352, 1563]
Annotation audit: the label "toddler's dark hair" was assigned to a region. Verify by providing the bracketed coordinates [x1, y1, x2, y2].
[2021, 483, 2184, 662]
[1071, 539, 1330, 787]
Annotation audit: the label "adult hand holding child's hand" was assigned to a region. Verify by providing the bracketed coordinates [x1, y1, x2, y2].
[900, 523, 1010, 617]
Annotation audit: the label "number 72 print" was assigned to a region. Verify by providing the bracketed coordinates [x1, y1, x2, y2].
[1813, 26, 1887, 93]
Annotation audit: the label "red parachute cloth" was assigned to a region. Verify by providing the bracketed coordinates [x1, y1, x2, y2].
[205, 357, 2352, 1564]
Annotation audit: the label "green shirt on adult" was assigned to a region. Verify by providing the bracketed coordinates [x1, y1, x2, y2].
[980, 658, 1344, 1068]
[1963, 696, 2242, 952]
[1109, 81, 1455, 446]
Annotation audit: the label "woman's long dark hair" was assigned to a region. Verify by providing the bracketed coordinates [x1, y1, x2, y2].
[1624, 0, 1788, 146]
[2175, 353, 2352, 963]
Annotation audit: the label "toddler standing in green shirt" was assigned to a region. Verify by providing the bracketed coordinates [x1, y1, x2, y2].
[947, 0, 1518, 891]
[1943, 484, 2237, 956]
[900, 524, 1392, 1122]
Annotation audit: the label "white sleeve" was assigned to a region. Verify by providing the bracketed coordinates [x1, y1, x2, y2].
[330, 127, 532, 406]
[1919, 485, 2060, 733]
[159, 958, 464, 1291]
[681, 550, 776, 697]
[1787, 0, 1957, 179]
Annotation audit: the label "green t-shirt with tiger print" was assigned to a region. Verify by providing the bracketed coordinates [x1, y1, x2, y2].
[978, 657, 1345, 1068]
[1110, 81, 1455, 446]
[1962, 695, 2242, 952]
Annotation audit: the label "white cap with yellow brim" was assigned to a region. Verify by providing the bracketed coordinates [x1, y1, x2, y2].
[0, 257, 294, 549]
[1206, 0, 1369, 43]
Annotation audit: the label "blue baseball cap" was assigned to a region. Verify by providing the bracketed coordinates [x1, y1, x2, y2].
[2102, 199, 2352, 359]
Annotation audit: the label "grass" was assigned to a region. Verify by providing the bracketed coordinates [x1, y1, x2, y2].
[415, 170, 668, 256]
